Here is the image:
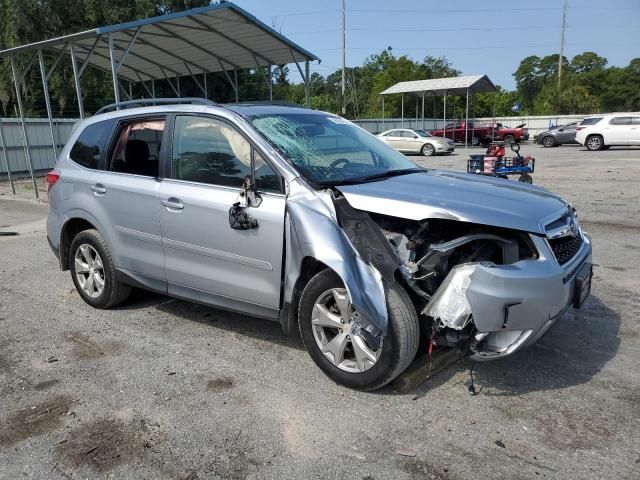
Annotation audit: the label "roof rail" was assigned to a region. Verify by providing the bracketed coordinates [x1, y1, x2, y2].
[228, 100, 306, 108]
[95, 97, 218, 115]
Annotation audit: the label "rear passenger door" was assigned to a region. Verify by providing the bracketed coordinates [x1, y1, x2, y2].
[159, 114, 286, 319]
[90, 116, 167, 287]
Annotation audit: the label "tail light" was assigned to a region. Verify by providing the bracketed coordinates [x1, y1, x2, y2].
[576, 126, 586, 131]
[46, 170, 60, 193]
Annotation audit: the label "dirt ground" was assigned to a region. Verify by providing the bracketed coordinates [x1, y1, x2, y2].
[1, 143, 639, 479]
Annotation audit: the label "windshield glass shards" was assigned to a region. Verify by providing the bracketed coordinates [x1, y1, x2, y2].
[248, 112, 422, 186]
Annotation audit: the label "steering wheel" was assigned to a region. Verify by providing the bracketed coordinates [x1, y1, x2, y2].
[329, 158, 351, 169]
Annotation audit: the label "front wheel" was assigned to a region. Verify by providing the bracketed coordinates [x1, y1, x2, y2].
[421, 143, 435, 156]
[69, 229, 131, 309]
[503, 134, 515, 144]
[298, 270, 419, 390]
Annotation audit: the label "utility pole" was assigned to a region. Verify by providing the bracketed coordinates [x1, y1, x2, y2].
[341, 0, 346, 115]
[558, 0, 567, 90]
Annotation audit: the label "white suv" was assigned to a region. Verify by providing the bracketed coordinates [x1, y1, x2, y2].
[576, 113, 640, 151]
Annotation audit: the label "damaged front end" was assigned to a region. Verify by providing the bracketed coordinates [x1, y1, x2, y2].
[375, 211, 591, 361]
[285, 178, 591, 362]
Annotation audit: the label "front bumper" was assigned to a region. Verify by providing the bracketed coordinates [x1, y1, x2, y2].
[446, 232, 593, 361]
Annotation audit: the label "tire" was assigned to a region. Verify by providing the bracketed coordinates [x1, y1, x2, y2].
[421, 143, 435, 156]
[519, 173, 533, 184]
[471, 136, 480, 147]
[298, 269, 419, 390]
[69, 229, 131, 309]
[541, 136, 556, 148]
[503, 134, 515, 144]
[586, 135, 604, 151]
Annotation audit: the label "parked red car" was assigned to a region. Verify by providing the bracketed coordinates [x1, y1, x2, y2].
[430, 122, 529, 145]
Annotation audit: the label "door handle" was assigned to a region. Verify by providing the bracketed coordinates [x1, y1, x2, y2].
[161, 198, 184, 210]
[90, 184, 106, 195]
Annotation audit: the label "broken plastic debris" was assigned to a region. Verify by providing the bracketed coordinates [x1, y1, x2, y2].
[395, 447, 417, 457]
[422, 264, 475, 330]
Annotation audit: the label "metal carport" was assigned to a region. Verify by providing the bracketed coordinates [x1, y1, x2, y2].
[380, 75, 497, 149]
[0, 1, 320, 198]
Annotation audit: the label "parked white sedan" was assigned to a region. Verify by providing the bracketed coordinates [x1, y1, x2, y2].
[377, 128, 455, 156]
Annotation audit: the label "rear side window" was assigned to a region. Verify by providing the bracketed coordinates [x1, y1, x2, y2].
[69, 120, 113, 169]
[609, 117, 631, 125]
[108, 118, 165, 177]
[580, 117, 603, 126]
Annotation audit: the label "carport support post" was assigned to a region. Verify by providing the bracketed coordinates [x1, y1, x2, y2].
[234, 68, 238, 103]
[401, 94, 404, 127]
[70, 44, 84, 119]
[10, 56, 39, 199]
[465, 87, 469, 149]
[0, 118, 15, 194]
[421, 93, 425, 130]
[381, 97, 385, 127]
[151, 80, 156, 99]
[443, 91, 447, 139]
[304, 61, 310, 108]
[38, 49, 58, 160]
[108, 34, 120, 106]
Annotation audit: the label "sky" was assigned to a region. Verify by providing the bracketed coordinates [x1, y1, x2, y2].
[233, 0, 640, 90]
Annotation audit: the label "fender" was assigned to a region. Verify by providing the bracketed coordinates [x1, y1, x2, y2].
[282, 179, 389, 336]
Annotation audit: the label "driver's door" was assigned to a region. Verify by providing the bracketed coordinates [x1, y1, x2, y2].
[159, 114, 285, 319]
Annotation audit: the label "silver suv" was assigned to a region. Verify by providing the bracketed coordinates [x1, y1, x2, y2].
[46, 99, 592, 390]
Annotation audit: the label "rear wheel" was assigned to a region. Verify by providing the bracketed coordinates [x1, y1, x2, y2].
[298, 269, 419, 390]
[421, 143, 435, 156]
[586, 135, 604, 151]
[503, 134, 515, 144]
[541, 136, 556, 148]
[519, 173, 533, 184]
[471, 136, 480, 146]
[69, 229, 131, 309]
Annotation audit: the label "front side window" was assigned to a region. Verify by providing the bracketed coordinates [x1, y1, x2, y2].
[108, 118, 165, 177]
[414, 129, 432, 138]
[248, 112, 421, 186]
[254, 152, 281, 193]
[172, 116, 252, 187]
[69, 120, 114, 169]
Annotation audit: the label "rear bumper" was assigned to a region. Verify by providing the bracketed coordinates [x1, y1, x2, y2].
[457, 232, 593, 361]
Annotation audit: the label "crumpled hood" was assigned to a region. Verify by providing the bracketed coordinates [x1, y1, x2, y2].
[336, 170, 567, 234]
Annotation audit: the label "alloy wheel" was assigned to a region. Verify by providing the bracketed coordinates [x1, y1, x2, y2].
[587, 136, 602, 150]
[74, 244, 105, 298]
[311, 288, 381, 373]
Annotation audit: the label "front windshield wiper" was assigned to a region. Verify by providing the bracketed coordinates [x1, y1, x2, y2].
[315, 168, 424, 187]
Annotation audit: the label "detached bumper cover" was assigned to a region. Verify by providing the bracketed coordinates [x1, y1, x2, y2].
[430, 232, 592, 361]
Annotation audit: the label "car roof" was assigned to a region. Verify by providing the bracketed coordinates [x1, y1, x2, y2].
[88, 102, 320, 123]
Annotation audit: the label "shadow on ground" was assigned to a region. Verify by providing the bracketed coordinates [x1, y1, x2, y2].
[405, 294, 620, 397]
[115, 288, 620, 396]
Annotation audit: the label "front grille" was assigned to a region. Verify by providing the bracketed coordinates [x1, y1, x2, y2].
[548, 234, 583, 265]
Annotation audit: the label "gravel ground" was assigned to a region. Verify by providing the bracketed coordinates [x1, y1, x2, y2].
[0, 144, 639, 479]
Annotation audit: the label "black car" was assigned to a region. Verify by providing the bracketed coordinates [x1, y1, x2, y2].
[536, 121, 581, 147]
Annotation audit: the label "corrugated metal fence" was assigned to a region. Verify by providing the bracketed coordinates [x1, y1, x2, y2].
[0, 118, 78, 175]
[351, 114, 590, 137]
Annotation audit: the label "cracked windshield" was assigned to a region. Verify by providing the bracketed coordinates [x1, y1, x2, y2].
[249, 113, 421, 185]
